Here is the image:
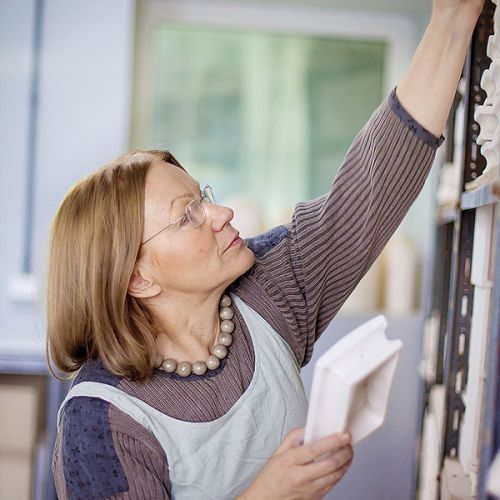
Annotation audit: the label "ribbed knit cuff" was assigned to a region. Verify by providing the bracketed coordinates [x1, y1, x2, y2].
[388, 87, 445, 149]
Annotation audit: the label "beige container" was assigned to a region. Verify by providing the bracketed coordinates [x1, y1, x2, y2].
[341, 254, 383, 314]
[382, 234, 419, 314]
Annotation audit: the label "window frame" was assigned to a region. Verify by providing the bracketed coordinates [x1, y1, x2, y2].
[131, 0, 417, 148]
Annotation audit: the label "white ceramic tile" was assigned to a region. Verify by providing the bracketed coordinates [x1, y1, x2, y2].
[459, 286, 492, 488]
[471, 205, 495, 287]
[418, 386, 446, 500]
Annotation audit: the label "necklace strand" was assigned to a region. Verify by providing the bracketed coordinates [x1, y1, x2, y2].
[153, 294, 234, 377]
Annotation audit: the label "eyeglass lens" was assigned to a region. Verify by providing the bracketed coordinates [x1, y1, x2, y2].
[186, 199, 206, 227]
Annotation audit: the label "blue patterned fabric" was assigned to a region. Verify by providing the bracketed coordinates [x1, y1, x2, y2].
[62, 397, 129, 499]
[73, 358, 123, 388]
[245, 225, 289, 258]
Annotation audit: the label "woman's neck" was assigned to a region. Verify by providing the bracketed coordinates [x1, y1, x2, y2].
[147, 291, 224, 362]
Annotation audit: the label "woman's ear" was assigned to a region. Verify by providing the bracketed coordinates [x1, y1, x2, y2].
[128, 267, 161, 299]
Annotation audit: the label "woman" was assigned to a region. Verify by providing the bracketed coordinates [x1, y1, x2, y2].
[49, 1, 483, 498]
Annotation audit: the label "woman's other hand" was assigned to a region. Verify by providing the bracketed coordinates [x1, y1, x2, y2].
[239, 428, 354, 500]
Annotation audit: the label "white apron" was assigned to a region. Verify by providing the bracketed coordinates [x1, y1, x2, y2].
[57, 293, 309, 499]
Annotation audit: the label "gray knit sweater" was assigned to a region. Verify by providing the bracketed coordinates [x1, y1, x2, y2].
[52, 88, 444, 499]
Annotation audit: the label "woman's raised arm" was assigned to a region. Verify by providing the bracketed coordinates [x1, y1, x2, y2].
[397, 0, 484, 136]
[241, 2, 483, 368]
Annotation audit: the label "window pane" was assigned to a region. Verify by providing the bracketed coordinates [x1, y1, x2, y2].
[141, 25, 385, 231]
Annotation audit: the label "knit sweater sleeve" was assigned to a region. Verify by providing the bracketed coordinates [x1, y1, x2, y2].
[239, 87, 444, 367]
[107, 405, 171, 499]
[52, 397, 170, 499]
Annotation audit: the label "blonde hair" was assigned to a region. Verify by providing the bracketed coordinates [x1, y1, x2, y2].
[46, 150, 184, 381]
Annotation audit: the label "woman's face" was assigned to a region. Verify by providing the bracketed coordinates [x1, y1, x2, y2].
[137, 161, 255, 297]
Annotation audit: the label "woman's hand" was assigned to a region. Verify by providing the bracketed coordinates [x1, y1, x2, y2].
[239, 428, 354, 500]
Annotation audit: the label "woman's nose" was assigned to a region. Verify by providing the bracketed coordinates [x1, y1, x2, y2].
[205, 203, 234, 232]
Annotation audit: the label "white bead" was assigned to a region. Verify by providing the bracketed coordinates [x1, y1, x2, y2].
[161, 359, 177, 373]
[154, 353, 163, 369]
[213, 344, 228, 360]
[206, 355, 220, 370]
[219, 307, 234, 320]
[176, 361, 192, 377]
[220, 295, 232, 307]
[192, 361, 208, 376]
[218, 333, 233, 347]
[220, 319, 235, 334]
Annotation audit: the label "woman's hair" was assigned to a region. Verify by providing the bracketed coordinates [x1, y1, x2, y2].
[46, 150, 184, 381]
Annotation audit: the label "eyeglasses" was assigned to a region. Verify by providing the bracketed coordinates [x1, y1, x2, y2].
[140, 185, 215, 246]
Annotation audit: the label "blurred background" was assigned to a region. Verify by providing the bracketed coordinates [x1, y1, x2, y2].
[0, 0, 439, 498]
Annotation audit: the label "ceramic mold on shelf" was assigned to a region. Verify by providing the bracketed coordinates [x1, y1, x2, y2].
[441, 458, 474, 500]
[417, 386, 446, 500]
[437, 82, 465, 211]
[459, 285, 492, 493]
[304, 315, 402, 445]
[471, 204, 495, 287]
[419, 311, 439, 383]
[467, 7, 500, 191]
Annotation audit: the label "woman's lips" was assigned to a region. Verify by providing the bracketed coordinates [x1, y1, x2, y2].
[226, 233, 242, 250]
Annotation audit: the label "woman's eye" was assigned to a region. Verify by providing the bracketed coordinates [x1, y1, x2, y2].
[180, 215, 191, 226]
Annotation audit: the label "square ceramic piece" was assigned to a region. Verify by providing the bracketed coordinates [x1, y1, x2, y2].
[304, 315, 402, 445]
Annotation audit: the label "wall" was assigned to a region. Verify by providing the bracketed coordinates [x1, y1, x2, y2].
[0, 0, 135, 353]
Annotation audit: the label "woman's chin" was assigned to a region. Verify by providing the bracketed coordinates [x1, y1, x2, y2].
[228, 245, 256, 282]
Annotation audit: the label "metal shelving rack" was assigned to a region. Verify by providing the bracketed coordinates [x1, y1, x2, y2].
[477, 182, 500, 500]
[415, 1, 500, 498]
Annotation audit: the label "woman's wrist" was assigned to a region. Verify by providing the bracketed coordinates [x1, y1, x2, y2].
[396, 3, 480, 138]
[430, 2, 483, 38]
[425, 13, 476, 66]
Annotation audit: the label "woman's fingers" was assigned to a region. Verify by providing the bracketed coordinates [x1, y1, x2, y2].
[304, 444, 353, 478]
[250, 431, 354, 499]
[283, 446, 353, 499]
[313, 457, 353, 492]
[292, 432, 352, 465]
[274, 427, 305, 454]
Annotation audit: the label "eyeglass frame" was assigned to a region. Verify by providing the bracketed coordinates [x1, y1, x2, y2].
[140, 185, 215, 246]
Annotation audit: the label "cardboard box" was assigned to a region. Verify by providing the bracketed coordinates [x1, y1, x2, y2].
[0, 375, 44, 454]
[0, 453, 33, 500]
